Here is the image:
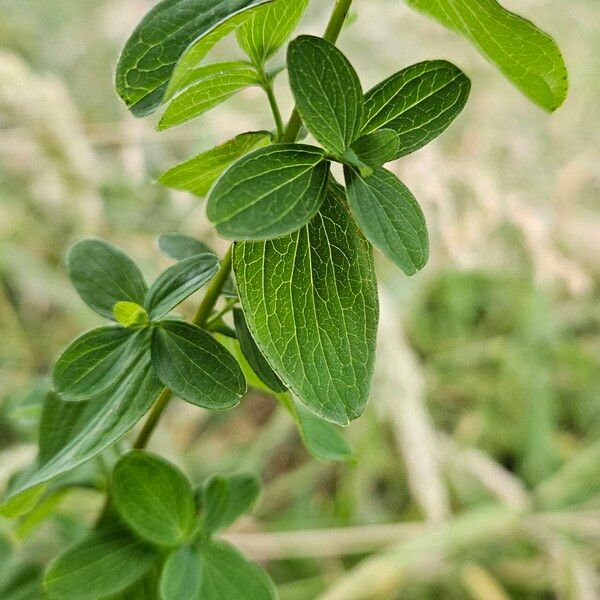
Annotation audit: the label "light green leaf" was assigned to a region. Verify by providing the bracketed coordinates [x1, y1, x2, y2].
[113, 302, 149, 329]
[207, 144, 329, 240]
[52, 327, 147, 401]
[234, 183, 378, 425]
[111, 451, 195, 547]
[405, 0, 568, 111]
[151, 320, 246, 409]
[145, 254, 220, 320]
[198, 539, 276, 600]
[344, 166, 429, 276]
[160, 545, 202, 600]
[363, 60, 470, 158]
[67, 239, 147, 320]
[236, 0, 310, 66]
[157, 233, 216, 261]
[158, 62, 261, 130]
[44, 525, 157, 600]
[159, 132, 272, 198]
[350, 129, 400, 168]
[0, 484, 47, 519]
[287, 35, 364, 157]
[116, 0, 271, 116]
[200, 472, 261, 533]
[233, 308, 286, 393]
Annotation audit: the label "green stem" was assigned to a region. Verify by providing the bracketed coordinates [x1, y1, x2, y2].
[261, 74, 285, 142]
[281, 0, 355, 143]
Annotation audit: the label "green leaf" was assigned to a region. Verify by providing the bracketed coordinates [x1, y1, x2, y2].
[198, 539, 276, 600]
[233, 308, 286, 393]
[405, 0, 568, 111]
[234, 183, 378, 425]
[344, 166, 429, 276]
[157, 233, 216, 261]
[350, 130, 400, 168]
[200, 472, 261, 533]
[159, 132, 272, 198]
[0, 484, 47, 519]
[236, 0, 310, 66]
[52, 327, 148, 401]
[145, 254, 220, 320]
[207, 144, 329, 240]
[362, 60, 470, 158]
[160, 545, 202, 600]
[111, 451, 195, 547]
[158, 62, 261, 130]
[113, 302, 149, 329]
[151, 320, 246, 409]
[44, 525, 157, 600]
[287, 35, 364, 157]
[115, 0, 271, 116]
[67, 239, 147, 320]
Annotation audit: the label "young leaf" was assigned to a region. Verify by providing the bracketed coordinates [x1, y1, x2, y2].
[111, 451, 195, 547]
[67, 239, 147, 320]
[200, 473, 261, 533]
[158, 62, 261, 130]
[158, 233, 216, 261]
[52, 326, 148, 401]
[151, 320, 246, 409]
[207, 144, 329, 240]
[344, 166, 429, 276]
[113, 302, 149, 329]
[405, 0, 568, 111]
[159, 132, 271, 198]
[236, 0, 310, 66]
[144, 254, 220, 320]
[233, 308, 286, 393]
[44, 525, 157, 600]
[234, 183, 379, 425]
[198, 539, 276, 600]
[115, 0, 271, 116]
[287, 35, 364, 157]
[363, 60, 470, 158]
[350, 129, 400, 168]
[159, 545, 202, 600]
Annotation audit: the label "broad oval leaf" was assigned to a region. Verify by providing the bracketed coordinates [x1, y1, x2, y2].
[145, 254, 220, 320]
[288, 35, 364, 157]
[234, 183, 379, 425]
[160, 545, 202, 600]
[350, 129, 400, 168]
[159, 132, 271, 198]
[111, 451, 195, 547]
[405, 0, 568, 111]
[207, 144, 329, 240]
[44, 526, 157, 600]
[158, 62, 261, 130]
[158, 233, 216, 261]
[363, 60, 470, 158]
[67, 239, 147, 320]
[236, 0, 310, 66]
[344, 166, 429, 276]
[151, 320, 246, 409]
[52, 326, 147, 401]
[115, 0, 271, 116]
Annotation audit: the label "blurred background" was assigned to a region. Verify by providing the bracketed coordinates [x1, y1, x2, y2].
[1, 0, 599, 598]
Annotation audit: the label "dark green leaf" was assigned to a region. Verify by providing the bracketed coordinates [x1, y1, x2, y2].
[160, 545, 202, 600]
[287, 35, 364, 156]
[200, 472, 261, 533]
[151, 320, 246, 409]
[198, 539, 276, 600]
[233, 308, 286, 393]
[207, 144, 329, 240]
[111, 451, 195, 547]
[157, 233, 216, 261]
[159, 132, 271, 198]
[158, 62, 261, 130]
[234, 183, 378, 425]
[52, 327, 147, 400]
[115, 0, 271, 116]
[236, 0, 310, 66]
[344, 166, 428, 275]
[67, 239, 147, 320]
[363, 60, 470, 158]
[44, 526, 157, 600]
[0, 561, 43, 600]
[113, 302, 149, 329]
[350, 129, 400, 168]
[405, 0, 567, 111]
[145, 254, 220, 320]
